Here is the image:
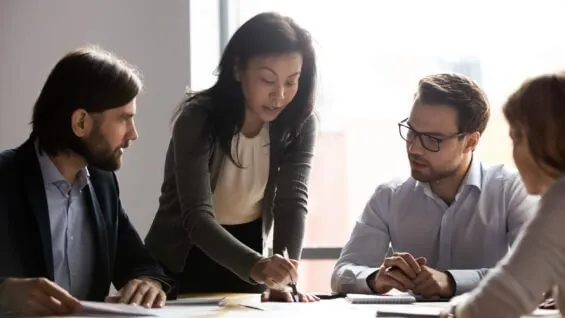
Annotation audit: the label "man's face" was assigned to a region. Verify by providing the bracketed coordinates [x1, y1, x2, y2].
[80, 99, 138, 171]
[404, 104, 468, 182]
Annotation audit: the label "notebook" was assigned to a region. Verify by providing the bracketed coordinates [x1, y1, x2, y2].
[346, 293, 416, 304]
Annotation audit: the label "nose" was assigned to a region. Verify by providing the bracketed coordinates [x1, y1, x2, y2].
[406, 137, 424, 155]
[270, 85, 285, 105]
[130, 122, 139, 141]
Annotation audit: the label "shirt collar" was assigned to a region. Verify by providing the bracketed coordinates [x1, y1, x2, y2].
[34, 139, 90, 189]
[414, 156, 483, 197]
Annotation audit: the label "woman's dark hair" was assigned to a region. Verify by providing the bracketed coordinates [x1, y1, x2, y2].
[503, 72, 565, 179]
[31, 45, 142, 156]
[176, 12, 316, 165]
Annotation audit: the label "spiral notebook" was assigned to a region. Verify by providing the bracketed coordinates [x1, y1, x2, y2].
[345, 293, 416, 304]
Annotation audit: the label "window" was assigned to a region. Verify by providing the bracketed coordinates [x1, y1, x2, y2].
[193, 0, 565, 292]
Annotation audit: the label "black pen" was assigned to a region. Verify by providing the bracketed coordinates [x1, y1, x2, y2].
[283, 248, 299, 302]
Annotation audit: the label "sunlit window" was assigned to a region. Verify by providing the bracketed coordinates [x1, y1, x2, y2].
[192, 0, 565, 291]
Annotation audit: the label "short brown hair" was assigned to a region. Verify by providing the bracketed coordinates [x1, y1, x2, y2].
[414, 73, 490, 134]
[503, 72, 565, 178]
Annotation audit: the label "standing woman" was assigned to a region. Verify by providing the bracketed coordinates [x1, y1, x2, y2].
[145, 12, 318, 302]
[441, 72, 565, 317]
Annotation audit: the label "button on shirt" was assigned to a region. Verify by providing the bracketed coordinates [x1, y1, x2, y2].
[331, 158, 538, 295]
[35, 143, 95, 299]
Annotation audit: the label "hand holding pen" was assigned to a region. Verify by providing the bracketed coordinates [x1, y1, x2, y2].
[283, 248, 300, 302]
[249, 253, 298, 290]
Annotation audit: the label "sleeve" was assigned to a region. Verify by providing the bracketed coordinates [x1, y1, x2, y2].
[446, 269, 490, 295]
[171, 107, 262, 283]
[331, 184, 393, 294]
[111, 174, 172, 292]
[457, 180, 565, 318]
[272, 115, 317, 259]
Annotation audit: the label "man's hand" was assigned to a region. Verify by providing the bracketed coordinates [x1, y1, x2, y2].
[412, 266, 455, 298]
[0, 277, 81, 316]
[250, 255, 298, 290]
[371, 252, 426, 294]
[105, 277, 166, 308]
[261, 289, 320, 302]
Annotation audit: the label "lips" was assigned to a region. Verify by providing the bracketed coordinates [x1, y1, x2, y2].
[263, 105, 282, 112]
[409, 159, 428, 168]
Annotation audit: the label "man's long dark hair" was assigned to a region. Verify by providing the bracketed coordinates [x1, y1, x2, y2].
[31, 46, 142, 156]
[176, 12, 317, 165]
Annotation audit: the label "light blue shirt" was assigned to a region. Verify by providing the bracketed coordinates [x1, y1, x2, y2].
[331, 158, 538, 295]
[35, 143, 94, 299]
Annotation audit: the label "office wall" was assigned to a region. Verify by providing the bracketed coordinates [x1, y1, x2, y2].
[0, 0, 191, 237]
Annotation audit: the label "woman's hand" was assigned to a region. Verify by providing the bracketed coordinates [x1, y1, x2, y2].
[440, 293, 471, 318]
[250, 255, 298, 289]
[261, 289, 320, 302]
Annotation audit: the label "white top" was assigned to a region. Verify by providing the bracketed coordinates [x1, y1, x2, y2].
[458, 175, 565, 318]
[212, 124, 270, 225]
[331, 158, 538, 295]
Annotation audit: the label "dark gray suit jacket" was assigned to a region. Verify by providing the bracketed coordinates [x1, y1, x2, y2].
[145, 99, 317, 283]
[0, 138, 171, 301]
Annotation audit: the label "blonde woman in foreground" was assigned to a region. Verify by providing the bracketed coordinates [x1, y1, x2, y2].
[442, 72, 565, 317]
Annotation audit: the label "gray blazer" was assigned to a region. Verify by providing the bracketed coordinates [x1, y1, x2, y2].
[145, 99, 317, 283]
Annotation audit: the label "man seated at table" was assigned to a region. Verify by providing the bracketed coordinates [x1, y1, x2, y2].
[0, 46, 171, 316]
[331, 73, 537, 299]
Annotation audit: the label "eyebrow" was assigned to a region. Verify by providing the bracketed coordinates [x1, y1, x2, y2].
[120, 112, 135, 119]
[258, 66, 301, 78]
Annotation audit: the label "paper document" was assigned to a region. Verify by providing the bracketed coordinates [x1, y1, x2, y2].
[166, 296, 225, 306]
[376, 305, 442, 317]
[376, 304, 561, 317]
[79, 301, 157, 316]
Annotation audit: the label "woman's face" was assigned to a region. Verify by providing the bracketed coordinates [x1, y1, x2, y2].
[236, 52, 303, 124]
[510, 126, 555, 195]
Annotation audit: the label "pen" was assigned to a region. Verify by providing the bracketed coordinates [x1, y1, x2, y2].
[282, 248, 299, 303]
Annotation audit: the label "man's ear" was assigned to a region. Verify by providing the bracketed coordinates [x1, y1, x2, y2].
[71, 109, 93, 137]
[464, 131, 481, 153]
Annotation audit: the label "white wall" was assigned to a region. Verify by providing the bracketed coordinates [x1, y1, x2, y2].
[0, 0, 191, 238]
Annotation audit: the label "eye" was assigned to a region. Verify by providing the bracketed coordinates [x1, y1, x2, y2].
[261, 78, 276, 84]
[285, 81, 298, 87]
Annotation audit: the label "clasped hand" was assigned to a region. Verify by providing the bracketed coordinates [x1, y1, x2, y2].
[371, 252, 455, 299]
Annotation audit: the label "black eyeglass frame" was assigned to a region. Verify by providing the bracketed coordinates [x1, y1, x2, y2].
[398, 118, 466, 152]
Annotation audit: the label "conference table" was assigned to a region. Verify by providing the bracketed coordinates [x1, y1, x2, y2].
[48, 293, 561, 317]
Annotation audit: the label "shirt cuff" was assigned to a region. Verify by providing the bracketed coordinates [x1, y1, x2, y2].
[446, 269, 482, 295]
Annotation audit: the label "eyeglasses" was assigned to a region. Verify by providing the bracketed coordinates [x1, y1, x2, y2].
[398, 118, 465, 152]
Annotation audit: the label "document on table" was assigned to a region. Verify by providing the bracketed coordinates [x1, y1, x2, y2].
[79, 301, 157, 316]
[78, 299, 228, 317]
[375, 304, 561, 317]
[166, 296, 226, 306]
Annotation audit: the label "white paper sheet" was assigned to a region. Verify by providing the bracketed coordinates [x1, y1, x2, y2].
[78, 301, 157, 316]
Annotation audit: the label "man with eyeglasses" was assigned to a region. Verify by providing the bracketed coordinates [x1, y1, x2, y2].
[331, 73, 537, 299]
